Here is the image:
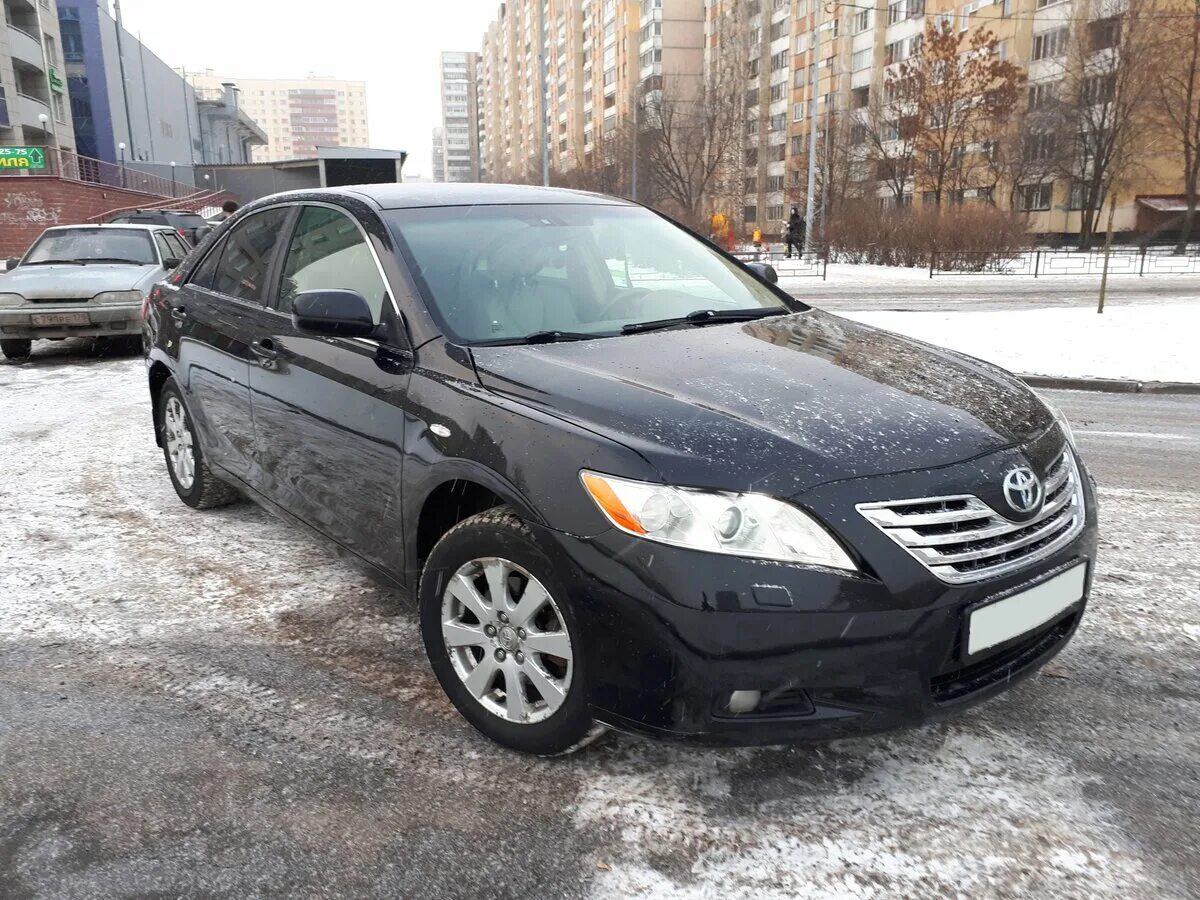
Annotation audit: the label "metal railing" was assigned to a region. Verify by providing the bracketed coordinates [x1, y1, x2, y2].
[1, 147, 203, 201]
[929, 247, 1200, 277]
[732, 249, 828, 279]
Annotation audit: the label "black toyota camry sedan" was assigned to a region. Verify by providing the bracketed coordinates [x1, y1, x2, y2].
[143, 184, 1098, 755]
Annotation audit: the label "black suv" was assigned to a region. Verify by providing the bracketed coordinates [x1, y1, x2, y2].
[110, 209, 212, 245]
[143, 184, 1098, 755]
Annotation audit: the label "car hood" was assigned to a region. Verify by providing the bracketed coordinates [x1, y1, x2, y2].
[470, 310, 1055, 497]
[0, 263, 160, 298]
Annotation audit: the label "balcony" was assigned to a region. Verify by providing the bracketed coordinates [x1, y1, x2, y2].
[7, 24, 44, 71]
[16, 92, 51, 129]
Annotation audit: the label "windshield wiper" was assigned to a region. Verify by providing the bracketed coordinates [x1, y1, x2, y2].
[518, 330, 602, 344]
[24, 259, 85, 266]
[80, 257, 149, 265]
[620, 307, 788, 335]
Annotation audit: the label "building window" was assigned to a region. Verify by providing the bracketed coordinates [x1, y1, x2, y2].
[767, 175, 784, 192]
[854, 9, 871, 32]
[794, 67, 807, 87]
[1067, 180, 1092, 209]
[1028, 81, 1057, 110]
[1019, 182, 1053, 211]
[793, 101, 805, 121]
[770, 50, 788, 71]
[746, 87, 759, 106]
[1032, 28, 1068, 61]
[852, 48, 872, 71]
[1022, 131, 1056, 162]
[767, 204, 785, 220]
[745, 176, 758, 193]
[791, 134, 804, 154]
[769, 20, 787, 41]
[744, 205, 757, 222]
[770, 81, 786, 102]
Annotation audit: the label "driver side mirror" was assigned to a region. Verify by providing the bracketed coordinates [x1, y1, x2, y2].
[746, 262, 779, 284]
[292, 289, 376, 338]
[162, 257, 183, 270]
[4, 257, 18, 271]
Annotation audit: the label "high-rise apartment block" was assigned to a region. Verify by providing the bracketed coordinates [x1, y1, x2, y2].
[438, 51, 480, 182]
[449, 0, 1186, 239]
[187, 72, 369, 162]
[469, 0, 704, 184]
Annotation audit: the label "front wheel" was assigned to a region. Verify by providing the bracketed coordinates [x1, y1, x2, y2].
[419, 508, 599, 755]
[1, 339, 32, 359]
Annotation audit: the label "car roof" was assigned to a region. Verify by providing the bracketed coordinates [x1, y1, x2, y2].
[332, 182, 636, 210]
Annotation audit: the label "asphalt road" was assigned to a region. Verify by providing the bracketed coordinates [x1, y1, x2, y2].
[1, 346, 1198, 899]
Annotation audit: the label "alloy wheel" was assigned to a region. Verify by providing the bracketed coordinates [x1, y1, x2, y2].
[163, 396, 195, 490]
[440, 557, 574, 724]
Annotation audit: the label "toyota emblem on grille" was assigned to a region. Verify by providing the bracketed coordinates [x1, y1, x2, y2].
[1002, 466, 1043, 514]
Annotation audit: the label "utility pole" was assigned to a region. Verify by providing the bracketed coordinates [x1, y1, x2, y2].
[113, 1, 137, 160]
[538, 0, 549, 186]
[803, 9, 823, 254]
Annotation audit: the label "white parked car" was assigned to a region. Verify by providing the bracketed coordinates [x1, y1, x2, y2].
[0, 224, 190, 359]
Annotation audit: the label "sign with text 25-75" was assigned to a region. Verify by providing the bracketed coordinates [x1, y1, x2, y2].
[0, 147, 47, 170]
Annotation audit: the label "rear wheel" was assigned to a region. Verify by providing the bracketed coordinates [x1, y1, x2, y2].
[1, 339, 31, 360]
[157, 378, 240, 509]
[419, 508, 599, 755]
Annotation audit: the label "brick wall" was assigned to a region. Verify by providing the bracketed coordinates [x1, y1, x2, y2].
[0, 177, 234, 259]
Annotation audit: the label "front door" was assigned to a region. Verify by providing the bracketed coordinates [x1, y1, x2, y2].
[249, 203, 411, 572]
[173, 207, 291, 486]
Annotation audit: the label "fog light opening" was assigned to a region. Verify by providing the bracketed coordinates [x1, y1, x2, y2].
[726, 690, 762, 715]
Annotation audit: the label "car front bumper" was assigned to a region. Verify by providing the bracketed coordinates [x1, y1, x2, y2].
[0, 304, 142, 340]
[536, 457, 1100, 747]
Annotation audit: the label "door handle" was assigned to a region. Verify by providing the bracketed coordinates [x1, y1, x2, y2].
[250, 338, 279, 362]
[170, 305, 187, 323]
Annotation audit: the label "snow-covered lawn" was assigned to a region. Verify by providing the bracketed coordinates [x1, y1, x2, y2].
[842, 302, 1200, 383]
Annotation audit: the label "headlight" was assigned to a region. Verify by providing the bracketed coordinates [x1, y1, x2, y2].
[1040, 397, 1077, 450]
[93, 290, 144, 305]
[0, 293, 24, 308]
[580, 471, 856, 571]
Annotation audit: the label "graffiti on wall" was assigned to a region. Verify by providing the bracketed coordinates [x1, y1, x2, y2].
[0, 191, 63, 226]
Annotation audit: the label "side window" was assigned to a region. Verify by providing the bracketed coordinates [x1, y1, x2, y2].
[153, 233, 173, 263]
[212, 207, 291, 304]
[189, 235, 227, 289]
[165, 233, 190, 259]
[278, 206, 388, 322]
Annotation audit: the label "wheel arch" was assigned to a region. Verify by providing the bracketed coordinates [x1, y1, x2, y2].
[147, 359, 173, 445]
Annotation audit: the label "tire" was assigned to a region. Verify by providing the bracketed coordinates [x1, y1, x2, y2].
[419, 507, 600, 755]
[1, 339, 31, 360]
[157, 377, 240, 509]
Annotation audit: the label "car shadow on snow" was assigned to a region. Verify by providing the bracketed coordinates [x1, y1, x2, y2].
[0, 336, 143, 367]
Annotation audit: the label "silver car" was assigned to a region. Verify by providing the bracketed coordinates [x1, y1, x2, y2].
[0, 224, 191, 360]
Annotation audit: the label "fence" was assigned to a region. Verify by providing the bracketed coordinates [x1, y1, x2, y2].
[1, 148, 202, 202]
[732, 249, 828, 279]
[929, 247, 1200, 278]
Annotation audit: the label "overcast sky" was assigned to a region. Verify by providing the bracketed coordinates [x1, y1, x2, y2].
[116, 0, 500, 177]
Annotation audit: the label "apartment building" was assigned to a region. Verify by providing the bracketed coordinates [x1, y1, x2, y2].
[714, 0, 1184, 239]
[438, 51, 480, 182]
[188, 72, 369, 162]
[431, 125, 445, 182]
[0, 0, 75, 156]
[469, 0, 704, 186]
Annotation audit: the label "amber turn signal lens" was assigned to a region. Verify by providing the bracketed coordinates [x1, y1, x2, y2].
[580, 472, 646, 535]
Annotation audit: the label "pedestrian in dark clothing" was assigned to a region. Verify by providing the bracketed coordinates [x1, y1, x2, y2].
[786, 207, 806, 258]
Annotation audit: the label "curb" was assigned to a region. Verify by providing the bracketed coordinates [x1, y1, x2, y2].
[1020, 374, 1200, 395]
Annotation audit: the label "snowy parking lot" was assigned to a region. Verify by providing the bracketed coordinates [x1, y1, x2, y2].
[2, 342, 1199, 898]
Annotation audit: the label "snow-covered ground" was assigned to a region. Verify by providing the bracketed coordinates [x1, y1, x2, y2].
[2, 350, 1199, 897]
[840, 302, 1199, 383]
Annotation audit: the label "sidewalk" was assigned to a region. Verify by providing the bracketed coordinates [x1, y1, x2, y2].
[841, 301, 1200, 387]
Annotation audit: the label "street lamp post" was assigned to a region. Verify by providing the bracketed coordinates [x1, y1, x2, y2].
[170, 161, 177, 198]
[118, 142, 127, 188]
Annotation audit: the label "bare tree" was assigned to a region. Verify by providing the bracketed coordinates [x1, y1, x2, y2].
[1153, 0, 1200, 249]
[898, 21, 1026, 208]
[1052, 0, 1160, 248]
[858, 82, 920, 203]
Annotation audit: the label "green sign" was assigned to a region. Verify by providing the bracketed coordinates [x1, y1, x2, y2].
[48, 68, 64, 92]
[0, 147, 46, 170]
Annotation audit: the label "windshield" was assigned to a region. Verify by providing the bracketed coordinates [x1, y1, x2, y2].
[24, 229, 156, 265]
[385, 204, 797, 344]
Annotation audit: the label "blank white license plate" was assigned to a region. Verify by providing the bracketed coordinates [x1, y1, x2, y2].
[967, 564, 1087, 656]
[30, 312, 90, 327]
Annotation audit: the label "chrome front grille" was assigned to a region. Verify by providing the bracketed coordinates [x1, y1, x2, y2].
[857, 449, 1085, 584]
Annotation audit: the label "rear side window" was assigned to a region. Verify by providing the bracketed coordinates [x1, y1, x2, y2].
[153, 233, 173, 263]
[163, 233, 189, 259]
[189, 236, 224, 288]
[210, 208, 291, 304]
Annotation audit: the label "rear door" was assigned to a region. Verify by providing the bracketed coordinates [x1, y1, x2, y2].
[249, 202, 411, 570]
[173, 206, 292, 486]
